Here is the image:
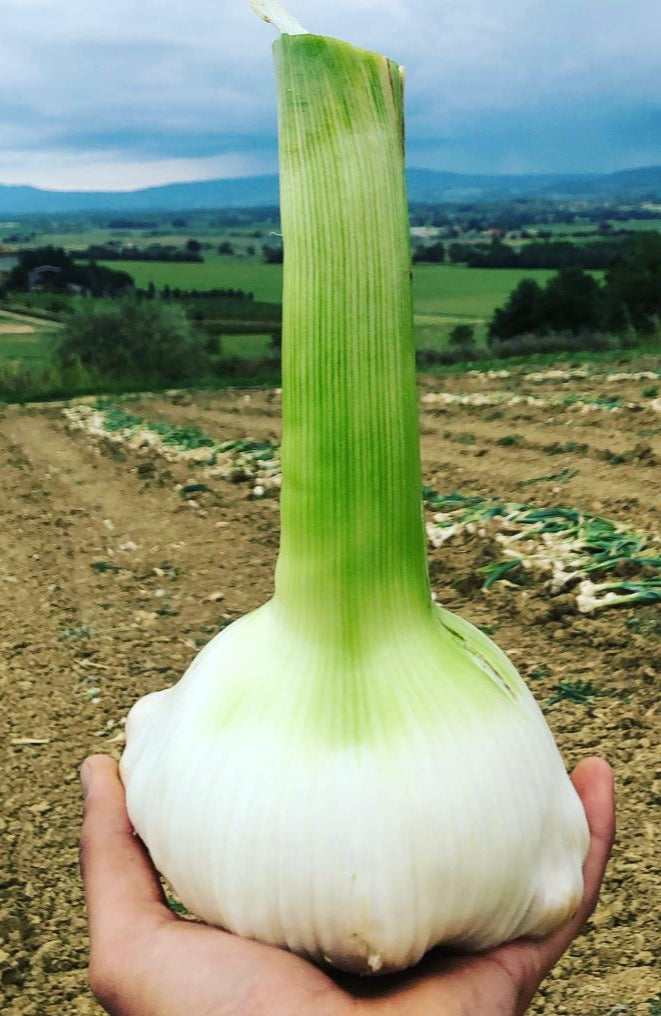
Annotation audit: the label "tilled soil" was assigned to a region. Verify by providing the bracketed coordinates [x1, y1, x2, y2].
[1, 360, 660, 1015]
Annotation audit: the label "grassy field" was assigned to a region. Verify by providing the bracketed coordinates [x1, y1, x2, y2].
[220, 333, 275, 358]
[26, 229, 129, 248]
[412, 264, 557, 317]
[0, 310, 58, 369]
[4, 215, 274, 252]
[93, 258, 563, 351]
[0, 259, 596, 373]
[99, 255, 284, 302]
[99, 257, 559, 317]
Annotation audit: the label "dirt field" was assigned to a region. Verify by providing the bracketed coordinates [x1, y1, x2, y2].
[1, 356, 659, 1015]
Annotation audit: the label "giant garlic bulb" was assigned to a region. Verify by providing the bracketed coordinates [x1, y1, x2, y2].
[121, 1, 589, 976]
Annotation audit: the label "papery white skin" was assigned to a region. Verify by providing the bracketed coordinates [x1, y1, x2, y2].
[121, 602, 589, 975]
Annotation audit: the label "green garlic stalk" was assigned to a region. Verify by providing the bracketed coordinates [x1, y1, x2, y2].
[121, 1, 589, 975]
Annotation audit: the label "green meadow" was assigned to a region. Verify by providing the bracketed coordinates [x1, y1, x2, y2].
[0, 253, 602, 377]
[99, 255, 283, 302]
[0, 310, 58, 368]
[411, 264, 557, 317]
[1, 260, 564, 371]
[96, 257, 560, 351]
[100, 257, 557, 316]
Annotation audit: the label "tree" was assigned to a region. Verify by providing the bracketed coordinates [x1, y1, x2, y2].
[488, 279, 546, 341]
[448, 242, 470, 264]
[541, 267, 601, 334]
[412, 242, 445, 263]
[601, 233, 661, 333]
[57, 298, 211, 384]
[185, 239, 202, 254]
[488, 268, 604, 342]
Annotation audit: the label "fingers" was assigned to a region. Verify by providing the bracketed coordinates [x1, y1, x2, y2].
[486, 756, 615, 1015]
[568, 757, 616, 923]
[80, 754, 174, 953]
[533, 756, 616, 974]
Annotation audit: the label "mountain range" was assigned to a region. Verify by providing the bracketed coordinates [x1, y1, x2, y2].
[1, 166, 661, 216]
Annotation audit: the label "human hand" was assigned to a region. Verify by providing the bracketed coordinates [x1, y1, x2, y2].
[80, 755, 614, 1016]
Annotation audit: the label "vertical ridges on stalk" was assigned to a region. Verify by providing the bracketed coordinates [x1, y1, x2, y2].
[273, 34, 431, 649]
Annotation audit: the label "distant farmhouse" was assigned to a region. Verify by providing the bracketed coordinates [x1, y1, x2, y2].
[23, 262, 87, 294]
[28, 264, 63, 289]
[26, 263, 88, 295]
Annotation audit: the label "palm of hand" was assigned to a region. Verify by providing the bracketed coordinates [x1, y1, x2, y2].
[109, 922, 537, 1016]
[80, 757, 614, 1016]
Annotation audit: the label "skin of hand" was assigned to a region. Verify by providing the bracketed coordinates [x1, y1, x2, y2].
[79, 754, 614, 1016]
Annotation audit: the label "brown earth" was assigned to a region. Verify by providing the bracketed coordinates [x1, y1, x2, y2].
[1, 358, 660, 1015]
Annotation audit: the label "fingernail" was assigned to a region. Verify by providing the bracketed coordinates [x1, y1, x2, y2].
[80, 758, 94, 797]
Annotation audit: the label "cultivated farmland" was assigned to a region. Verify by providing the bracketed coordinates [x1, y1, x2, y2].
[0, 357, 659, 1015]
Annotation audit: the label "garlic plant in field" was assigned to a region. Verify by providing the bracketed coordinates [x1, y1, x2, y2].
[421, 389, 660, 413]
[426, 495, 661, 613]
[121, 1, 589, 975]
[64, 402, 282, 496]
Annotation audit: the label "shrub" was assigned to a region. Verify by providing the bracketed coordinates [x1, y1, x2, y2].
[262, 242, 284, 264]
[56, 298, 211, 385]
[448, 324, 475, 348]
[416, 346, 480, 368]
[488, 331, 615, 359]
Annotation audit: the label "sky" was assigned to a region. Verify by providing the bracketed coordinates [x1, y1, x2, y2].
[1, 0, 660, 192]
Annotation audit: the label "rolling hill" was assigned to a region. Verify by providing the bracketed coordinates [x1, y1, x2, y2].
[1, 166, 661, 215]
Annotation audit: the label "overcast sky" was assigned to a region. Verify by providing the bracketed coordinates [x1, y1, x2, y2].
[1, 0, 660, 191]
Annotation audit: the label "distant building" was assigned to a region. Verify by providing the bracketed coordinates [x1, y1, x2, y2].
[28, 264, 63, 289]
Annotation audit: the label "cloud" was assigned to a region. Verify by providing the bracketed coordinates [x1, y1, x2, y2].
[0, 148, 275, 191]
[1, 0, 660, 188]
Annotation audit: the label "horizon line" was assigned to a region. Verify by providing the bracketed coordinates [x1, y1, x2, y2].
[2, 163, 661, 196]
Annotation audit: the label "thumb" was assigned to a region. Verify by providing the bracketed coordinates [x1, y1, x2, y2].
[80, 754, 173, 952]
